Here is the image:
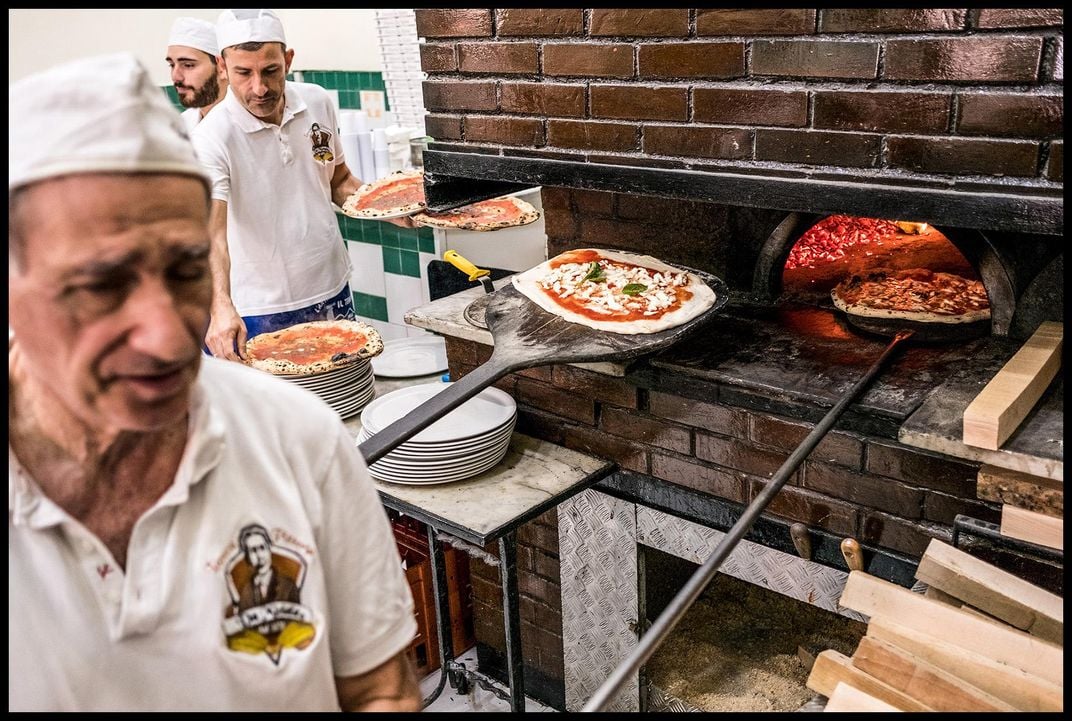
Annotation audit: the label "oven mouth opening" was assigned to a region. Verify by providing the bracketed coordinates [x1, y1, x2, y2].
[753, 212, 1017, 336]
[643, 547, 866, 713]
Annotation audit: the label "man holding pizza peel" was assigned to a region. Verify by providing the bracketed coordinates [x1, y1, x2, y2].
[8, 52, 421, 711]
[192, 9, 416, 362]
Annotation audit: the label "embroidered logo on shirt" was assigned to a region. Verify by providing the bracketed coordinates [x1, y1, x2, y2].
[308, 122, 334, 165]
[220, 523, 317, 665]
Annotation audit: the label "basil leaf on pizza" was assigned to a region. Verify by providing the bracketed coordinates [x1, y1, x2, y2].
[341, 169, 426, 219]
[512, 248, 718, 335]
[412, 195, 540, 232]
[831, 268, 991, 324]
[244, 319, 385, 376]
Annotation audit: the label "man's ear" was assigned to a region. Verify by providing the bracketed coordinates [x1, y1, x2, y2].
[217, 54, 228, 80]
[284, 48, 295, 74]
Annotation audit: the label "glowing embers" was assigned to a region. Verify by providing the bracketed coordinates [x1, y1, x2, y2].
[784, 215, 899, 270]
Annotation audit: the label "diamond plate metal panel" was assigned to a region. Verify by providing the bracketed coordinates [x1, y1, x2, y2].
[637, 507, 867, 623]
[558, 489, 639, 712]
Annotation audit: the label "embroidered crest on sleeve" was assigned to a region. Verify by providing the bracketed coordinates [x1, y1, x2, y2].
[221, 523, 317, 665]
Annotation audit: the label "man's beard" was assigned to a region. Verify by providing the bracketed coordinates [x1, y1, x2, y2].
[179, 73, 220, 109]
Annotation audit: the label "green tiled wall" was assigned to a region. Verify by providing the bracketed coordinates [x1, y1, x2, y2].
[336, 214, 433, 279]
[352, 291, 389, 322]
[159, 70, 386, 113]
[300, 70, 388, 111]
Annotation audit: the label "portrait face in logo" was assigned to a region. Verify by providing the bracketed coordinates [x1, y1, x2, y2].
[239, 525, 273, 573]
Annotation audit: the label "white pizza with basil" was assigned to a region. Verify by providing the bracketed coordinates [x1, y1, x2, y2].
[512, 248, 717, 334]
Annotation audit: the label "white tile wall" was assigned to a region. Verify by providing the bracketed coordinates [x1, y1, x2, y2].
[347, 240, 386, 297]
[384, 272, 425, 326]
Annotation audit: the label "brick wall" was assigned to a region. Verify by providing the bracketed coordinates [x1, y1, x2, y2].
[447, 328, 1007, 705]
[419, 8, 1064, 183]
[420, 8, 1063, 706]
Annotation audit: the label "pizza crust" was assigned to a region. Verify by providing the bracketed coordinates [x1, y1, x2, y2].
[831, 268, 991, 325]
[413, 196, 541, 231]
[831, 293, 991, 324]
[512, 248, 717, 335]
[341, 169, 425, 219]
[245, 319, 385, 376]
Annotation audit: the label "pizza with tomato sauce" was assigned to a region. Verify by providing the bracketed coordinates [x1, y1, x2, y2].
[511, 248, 717, 334]
[831, 268, 991, 324]
[244, 319, 384, 376]
[412, 195, 540, 231]
[341, 169, 425, 219]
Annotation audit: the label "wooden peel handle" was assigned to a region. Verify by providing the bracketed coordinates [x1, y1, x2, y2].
[841, 537, 865, 572]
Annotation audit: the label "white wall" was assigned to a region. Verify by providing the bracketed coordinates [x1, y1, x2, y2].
[8, 8, 384, 85]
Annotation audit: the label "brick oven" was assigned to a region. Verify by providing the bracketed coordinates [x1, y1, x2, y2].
[413, 8, 1063, 712]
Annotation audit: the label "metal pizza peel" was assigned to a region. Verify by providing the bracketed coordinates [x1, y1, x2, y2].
[358, 257, 730, 465]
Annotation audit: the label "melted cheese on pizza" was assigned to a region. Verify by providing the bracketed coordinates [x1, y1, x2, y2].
[538, 252, 691, 320]
[833, 268, 989, 316]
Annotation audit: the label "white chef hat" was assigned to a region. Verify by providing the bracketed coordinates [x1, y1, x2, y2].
[216, 8, 286, 51]
[8, 52, 210, 192]
[168, 16, 219, 57]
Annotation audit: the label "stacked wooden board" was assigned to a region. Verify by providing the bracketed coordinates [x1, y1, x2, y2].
[806, 539, 1063, 712]
[961, 321, 1063, 549]
[978, 463, 1064, 551]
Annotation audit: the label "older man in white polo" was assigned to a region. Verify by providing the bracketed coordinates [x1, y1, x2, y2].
[8, 52, 421, 712]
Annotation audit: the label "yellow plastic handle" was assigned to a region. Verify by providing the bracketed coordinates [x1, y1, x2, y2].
[443, 249, 489, 282]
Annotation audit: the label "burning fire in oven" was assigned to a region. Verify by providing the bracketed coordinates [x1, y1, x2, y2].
[784, 216, 927, 271]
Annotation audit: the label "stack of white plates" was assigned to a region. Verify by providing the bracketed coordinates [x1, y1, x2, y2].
[278, 358, 376, 419]
[357, 382, 517, 485]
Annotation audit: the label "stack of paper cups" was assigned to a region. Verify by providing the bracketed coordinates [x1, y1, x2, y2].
[372, 128, 391, 180]
[355, 132, 376, 184]
[339, 132, 362, 180]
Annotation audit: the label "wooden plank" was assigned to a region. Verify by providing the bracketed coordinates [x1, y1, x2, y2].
[915, 539, 1063, 643]
[806, 650, 933, 711]
[923, 584, 962, 606]
[963, 321, 1063, 450]
[867, 615, 1063, 712]
[1001, 504, 1064, 550]
[838, 571, 1063, 685]
[977, 463, 1063, 517]
[852, 636, 1016, 711]
[823, 682, 902, 712]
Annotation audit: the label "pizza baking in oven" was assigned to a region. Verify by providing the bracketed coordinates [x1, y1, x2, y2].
[244, 319, 385, 376]
[512, 248, 717, 334]
[831, 268, 991, 324]
[341, 169, 425, 219]
[412, 195, 540, 231]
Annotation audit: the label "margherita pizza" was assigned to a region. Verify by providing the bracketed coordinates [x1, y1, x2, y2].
[831, 268, 990, 324]
[245, 319, 384, 376]
[412, 195, 540, 231]
[341, 169, 425, 219]
[512, 248, 717, 334]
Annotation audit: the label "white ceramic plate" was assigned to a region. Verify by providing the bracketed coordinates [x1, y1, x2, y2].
[371, 336, 448, 378]
[369, 445, 510, 484]
[368, 435, 512, 473]
[357, 420, 514, 459]
[360, 382, 516, 442]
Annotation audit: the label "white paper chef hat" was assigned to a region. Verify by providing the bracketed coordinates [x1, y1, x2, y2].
[8, 52, 210, 192]
[216, 8, 286, 51]
[168, 16, 219, 57]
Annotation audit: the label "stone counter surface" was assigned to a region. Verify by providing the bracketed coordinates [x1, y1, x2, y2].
[346, 374, 615, 546]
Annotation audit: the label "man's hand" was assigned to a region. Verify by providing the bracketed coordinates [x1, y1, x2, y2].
[205, 300, 248, 362]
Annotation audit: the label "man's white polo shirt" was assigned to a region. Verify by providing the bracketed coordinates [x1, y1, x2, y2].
[9, 357, 416, 711]
[192, 82, 352, 317]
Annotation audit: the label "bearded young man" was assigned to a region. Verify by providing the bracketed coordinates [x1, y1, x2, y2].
[166, 16, 228, 134]
[8, 52, 421, 712]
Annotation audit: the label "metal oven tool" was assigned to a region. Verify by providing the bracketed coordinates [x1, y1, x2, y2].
[358, 265, 730, 465]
